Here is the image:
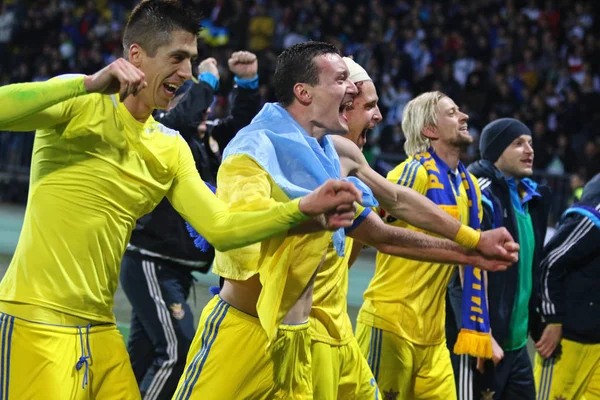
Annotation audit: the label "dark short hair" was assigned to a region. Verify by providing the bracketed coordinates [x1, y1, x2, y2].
[273, 41, 342, 107]
[122, 0, 201, 57]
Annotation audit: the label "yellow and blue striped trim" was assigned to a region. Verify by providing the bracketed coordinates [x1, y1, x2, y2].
[537, 357, 555, 400]
[397, 160, 420, 189]
[368, 327, 383, 382]
[174, 299, 230, 400]
[0, 313, 15, 400]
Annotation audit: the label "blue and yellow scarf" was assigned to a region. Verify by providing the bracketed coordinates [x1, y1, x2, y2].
[414, 150, 492, 358]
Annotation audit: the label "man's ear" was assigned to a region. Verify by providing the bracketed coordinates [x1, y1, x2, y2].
[293, 82, 313, 106]
[421, 125, 439, 141]
[128, 44, 145, 67]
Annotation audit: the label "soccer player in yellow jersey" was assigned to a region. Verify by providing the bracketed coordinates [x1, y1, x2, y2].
[310, 59, 517, 400]
[0, 2, 363, 399]
[174, 44, 518, 399]
[356, 91, 486, 400]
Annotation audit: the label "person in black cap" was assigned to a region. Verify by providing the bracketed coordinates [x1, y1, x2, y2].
[446, 118, 553, 399]
[119, 51, 261, 400]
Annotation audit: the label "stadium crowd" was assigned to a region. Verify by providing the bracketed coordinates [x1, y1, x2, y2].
[0, 0, 598, 185]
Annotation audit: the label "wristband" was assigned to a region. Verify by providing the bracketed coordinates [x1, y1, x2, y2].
[455, 225, 481, 250]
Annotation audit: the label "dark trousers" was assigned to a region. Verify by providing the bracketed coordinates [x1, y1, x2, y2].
[476, 346, 535, 400]
[447, 286, 535, 400]
[120, 251, 196, 400]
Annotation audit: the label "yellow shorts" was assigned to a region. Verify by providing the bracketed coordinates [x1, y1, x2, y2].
[173, 295, 312, 400]
[311, 338, 379, 400]
[0, 312, 139, 400]
[355, 322, 455, 400]
[535, 338, 600, 400]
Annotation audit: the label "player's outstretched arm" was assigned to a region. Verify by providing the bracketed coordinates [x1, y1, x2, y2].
[168, 147, 362, 252]
[333, 136, 475, 242]
[332, 136, 519, 262]
[0, 58, 146, 131]
[348, 212, 511, 271]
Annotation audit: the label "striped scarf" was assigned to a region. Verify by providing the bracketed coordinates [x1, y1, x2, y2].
[414, 149, 492, 358]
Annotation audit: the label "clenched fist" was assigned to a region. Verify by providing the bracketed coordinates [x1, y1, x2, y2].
[83, 58, 147, 101]
[228, 51, 258, 79]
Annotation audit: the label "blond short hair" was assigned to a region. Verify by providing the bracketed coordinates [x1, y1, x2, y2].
[402, 91, 447, 156]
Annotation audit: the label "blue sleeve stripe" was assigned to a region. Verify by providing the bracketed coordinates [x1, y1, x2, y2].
[397, 161, 411, 185]
[401, 160, 419, 188]
[406, 162, 421, 189]
[345, 207, 372, 234]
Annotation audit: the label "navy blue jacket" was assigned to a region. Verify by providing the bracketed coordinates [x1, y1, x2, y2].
[540, 173, 600, 344]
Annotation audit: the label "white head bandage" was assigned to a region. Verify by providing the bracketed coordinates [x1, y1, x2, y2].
[343, 57, 372, 83]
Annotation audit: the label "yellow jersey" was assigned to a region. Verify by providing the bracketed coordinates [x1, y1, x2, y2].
[0, 76, 306, 325]
[310, 207, 371, 345]
[358, 157, 482, 345]
[213, 154, 332, 341]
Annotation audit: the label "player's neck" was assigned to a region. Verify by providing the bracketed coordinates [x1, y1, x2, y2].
[431, 142, 461, 170]
[122, 96, 153, 123]
[285, 103, 328, 142]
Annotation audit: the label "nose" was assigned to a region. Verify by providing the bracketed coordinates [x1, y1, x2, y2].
[524, 142, 534, 154]
[178, 59, 193, 81]
[373, 106, 382, 123]
[460, 111, 469, 121]
[347, 79, 358, 95]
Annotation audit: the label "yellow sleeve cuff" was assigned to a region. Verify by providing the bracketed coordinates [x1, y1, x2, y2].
[454, 225, 481, 250]
[287, 197, 308, 221]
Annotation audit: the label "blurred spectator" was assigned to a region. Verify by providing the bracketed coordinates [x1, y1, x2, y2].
[1, 0, 599, 203]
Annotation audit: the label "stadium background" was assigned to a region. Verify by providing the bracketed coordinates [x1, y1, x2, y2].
[0, 0, 598, 340]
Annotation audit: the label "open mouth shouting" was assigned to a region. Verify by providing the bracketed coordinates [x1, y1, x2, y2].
[339, 100, 353, 122]
[163, 82, 180, 98]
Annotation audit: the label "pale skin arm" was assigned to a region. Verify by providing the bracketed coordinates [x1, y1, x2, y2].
[348, 212, 510, 271]
[333, 136, 463, 240]
[332, 135, 519, 262]
[347, 239, 364, 268]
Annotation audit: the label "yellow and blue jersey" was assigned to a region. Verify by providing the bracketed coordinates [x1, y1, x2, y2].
[358, 156, 482, 345]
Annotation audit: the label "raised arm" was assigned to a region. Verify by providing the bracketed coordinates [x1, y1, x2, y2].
[0, 58, 146, 131]
[211, 51, 261, 149]
[0, 76, 87, 131]
[167, 144, 361, 252]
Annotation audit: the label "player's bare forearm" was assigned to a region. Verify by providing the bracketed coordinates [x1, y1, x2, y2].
[382, 182, 462, 241]
[349, 213, 508, 271]
[0, 76, 86, 131]
[333, 135, 466, 243]
[350, 214, 468, 264]
[374, 231, 470, 265]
